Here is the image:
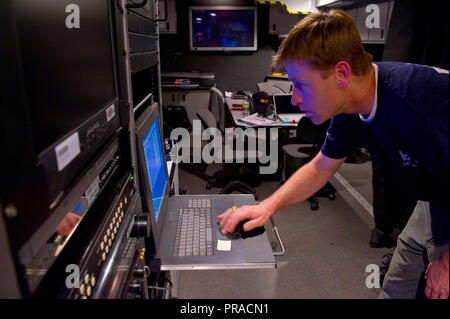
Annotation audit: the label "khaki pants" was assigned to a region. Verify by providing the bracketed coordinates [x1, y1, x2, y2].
[378, 200, 449, 299]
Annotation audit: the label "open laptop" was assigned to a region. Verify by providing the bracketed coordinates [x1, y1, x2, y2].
[135, 105, 276, 270]
[272, 93, 305, 124]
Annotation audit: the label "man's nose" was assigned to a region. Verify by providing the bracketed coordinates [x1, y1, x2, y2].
[291, 89, 304, 106]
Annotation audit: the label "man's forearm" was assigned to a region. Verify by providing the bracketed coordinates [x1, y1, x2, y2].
[260, 153, 345, 215]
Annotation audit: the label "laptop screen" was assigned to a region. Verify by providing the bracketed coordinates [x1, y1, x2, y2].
[274, 94, 303, 114]
[142, 117, 167, 221]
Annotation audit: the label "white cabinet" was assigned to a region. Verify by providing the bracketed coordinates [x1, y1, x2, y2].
[346, 1, 394, 43]
[348, 7, 369, 41]
[366, 1, 392, 43]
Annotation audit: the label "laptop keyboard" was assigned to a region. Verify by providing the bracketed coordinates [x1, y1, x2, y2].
[174, 199, 214, 257]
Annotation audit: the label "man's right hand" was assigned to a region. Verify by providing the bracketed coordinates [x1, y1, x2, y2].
[217, 153, 345, 235]
[218, 203, 274, 234]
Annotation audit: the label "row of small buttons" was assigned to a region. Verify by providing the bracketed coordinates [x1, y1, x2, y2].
[99, 199, 126, 262]
[76, 189, 131, 299]
[174, 207, 213, 257]
[188, 198, 211, 208]
[79, 273, 96, 299]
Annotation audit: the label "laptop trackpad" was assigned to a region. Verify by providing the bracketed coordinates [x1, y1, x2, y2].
[222, 220, 273, 263]
[242, 227, 274, 263]
[217, 223, 274, 263]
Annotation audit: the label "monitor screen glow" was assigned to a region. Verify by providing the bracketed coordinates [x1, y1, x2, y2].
[142, 118, 167, 221]
[189, 6, 257, 51]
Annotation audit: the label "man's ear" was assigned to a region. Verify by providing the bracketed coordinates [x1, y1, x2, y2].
[334, 61, 351, 89]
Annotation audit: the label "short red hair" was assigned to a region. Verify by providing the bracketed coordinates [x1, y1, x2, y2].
[273, 9, 373, 77]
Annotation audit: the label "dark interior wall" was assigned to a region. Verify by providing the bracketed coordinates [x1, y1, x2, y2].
[364, 44, 385, 62]
[382, 0, 449, 68]
[159, 1, 387, 91]
[159, 0, 282, 91]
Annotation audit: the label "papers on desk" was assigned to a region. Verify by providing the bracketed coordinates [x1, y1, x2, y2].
[235, 113, 283, 127]
[225, 95, 298, 127]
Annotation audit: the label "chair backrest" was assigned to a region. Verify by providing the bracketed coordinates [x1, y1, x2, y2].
[196, 107, 218, 131]
[296, 116, 330, 153]
[208, 87, 226, 131]
[196, 86, 234, 133]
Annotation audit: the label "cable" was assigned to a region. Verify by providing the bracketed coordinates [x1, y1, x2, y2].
[148, 279, 173, 292]
[148, 285, 171, 291]
[148, 279, 173, 299]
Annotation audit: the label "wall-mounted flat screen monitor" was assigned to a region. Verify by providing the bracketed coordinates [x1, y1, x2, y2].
[189, 6, 257, 51]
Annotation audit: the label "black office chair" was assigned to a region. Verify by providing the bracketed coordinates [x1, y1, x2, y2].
[281, 116, 336, 210]
[196, 87, 260, 200]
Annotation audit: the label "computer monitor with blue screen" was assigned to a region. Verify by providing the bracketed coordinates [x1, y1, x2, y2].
[135, 105, 171, 248]
[189, 6, 257, 51]
[134, 105, 276, 269]
[142, 119, 167, 221]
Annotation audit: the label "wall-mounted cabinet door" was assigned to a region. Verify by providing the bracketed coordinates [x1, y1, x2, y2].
[269, 5, 300, 36]
[355, 6, 370, 42]
[367, 1, 394, 43]
[346, 7, 369, 41]
[158, 0, 177, 34]
[346, 1, 394, 44]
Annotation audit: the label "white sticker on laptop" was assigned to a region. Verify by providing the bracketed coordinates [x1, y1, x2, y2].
[217, 240, 231, 251]
[106, 104, 115, 122]
[55, 132, 80, 172]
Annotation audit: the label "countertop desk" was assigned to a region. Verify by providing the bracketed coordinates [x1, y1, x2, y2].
[225, 96, 303, 128]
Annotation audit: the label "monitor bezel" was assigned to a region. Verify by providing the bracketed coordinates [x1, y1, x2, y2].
[189, 6, 258, 52]
[3, 0, 123, 268]
[135, 105, 170, 250]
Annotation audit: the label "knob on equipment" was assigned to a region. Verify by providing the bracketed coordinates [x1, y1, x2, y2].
[128, 280, 142, 293]
[130, 213, 150, 238]
[133, 265, 150, 278]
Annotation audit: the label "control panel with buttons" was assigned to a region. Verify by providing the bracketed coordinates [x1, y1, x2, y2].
[69, 175, 135, 299]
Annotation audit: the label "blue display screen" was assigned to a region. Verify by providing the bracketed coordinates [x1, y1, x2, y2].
[142, 118, 167, 221]
[191, 9, 255, 48]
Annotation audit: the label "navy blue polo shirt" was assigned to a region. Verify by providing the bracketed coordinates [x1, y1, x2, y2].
[321, 62, 449, 202]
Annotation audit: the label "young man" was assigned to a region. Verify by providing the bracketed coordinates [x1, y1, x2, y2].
[218, 9, 449, 299]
